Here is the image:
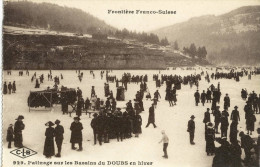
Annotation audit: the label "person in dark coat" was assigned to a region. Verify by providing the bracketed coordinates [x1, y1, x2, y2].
[43, 121, 55, 158]
[35, 79, 40, 88]
[61, 97, 68, 115]
[146, 104, 157, 128]
[12, 81, 16, 93]
[211, 97, 217, 113]
[76, 98, 84, 117]
[203, 108, 211, 140]
[229, 141, 242, 167]
[239, 131, 254, 164]
[7, 124, 14, 148]
[3, 82, 7, 94]
[96, 113, 104, 145]
[133, 112, 142, 137]
[220, 114, 229, 138]
[115, 112, 123, 142]
[223, 94, 230, 110]
[168, 89, 174, 107]
[70, 117, 83, 151]
[14, 115, 25, 148]
[246, 112, 256, 135]
[205, 122, 215, 155]
[187, 115, 195, 145]
[54, 120, 64, 157]
[194, 90, 200, 106]
[213, 106, 221, 134]
[206, 88, 212, 103]
[8, 82, 12, 94]
[231, 106, 240, 122]
[212, 138, 231, 167]
[91, 113, 98, 145]
[229, 121, 238, 145]
[201, 90, 206, 106]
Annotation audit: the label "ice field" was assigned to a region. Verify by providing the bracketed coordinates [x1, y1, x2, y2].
[2, 68, 260, 167]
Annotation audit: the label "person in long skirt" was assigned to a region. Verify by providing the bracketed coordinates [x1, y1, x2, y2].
[3, 82, 7, 94]
[43, 121, 55, 158]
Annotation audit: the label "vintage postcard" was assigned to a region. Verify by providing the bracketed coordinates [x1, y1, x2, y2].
[1, 0, 260, 167]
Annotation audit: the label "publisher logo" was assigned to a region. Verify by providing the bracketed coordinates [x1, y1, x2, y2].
[10, 147, 37, 159]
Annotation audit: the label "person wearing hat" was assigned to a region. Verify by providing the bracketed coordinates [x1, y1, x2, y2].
[213, 106, 221, 134]
[70, 117, 83, 151]
[223, 94, 230, 110]
[91, 113, 99, 145]
[231, 106, 240, 123]
[14, 115, 25, 148]
[159, 130, 169, 159]
[194, 90, 200, 106]
[187, 115, 195, 145]
[43, 121, 55, 158]
[54, 120, 64, 157]
[6, 124, 14, 148]
[205, 122, 215, 156]
[146, 103, 157, 128]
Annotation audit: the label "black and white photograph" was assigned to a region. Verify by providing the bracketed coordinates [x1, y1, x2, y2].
[1, 0, 260, 166]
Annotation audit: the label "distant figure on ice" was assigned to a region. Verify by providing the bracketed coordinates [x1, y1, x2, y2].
[43, 121, 55, 159]
[159, 130, 169, 159]
[12, 81, 16, 93]
[6, 124, 14, 148]
[70, 117, 83, 151]
[8, 82, 12, 94]
[54, 120, 64, 157]
[201, 90, 206, 106]
[35, 79, 40, 88]
[187, 115, 195, 145]
[14, 115, 25, 148]
[146, 104, 157, 128]
[3, 82, 7, 94]
[213, 106, 221, 134]
[223, 94, 230, 110]
[194, 90, 200, 106]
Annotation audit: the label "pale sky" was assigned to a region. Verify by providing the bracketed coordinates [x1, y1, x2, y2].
[21, 0, 260, 32]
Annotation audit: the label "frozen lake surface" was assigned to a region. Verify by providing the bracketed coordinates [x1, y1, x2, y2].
[2, 68, 260, 167]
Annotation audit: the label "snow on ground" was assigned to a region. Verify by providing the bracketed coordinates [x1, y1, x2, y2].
[2, 68, 260, 167]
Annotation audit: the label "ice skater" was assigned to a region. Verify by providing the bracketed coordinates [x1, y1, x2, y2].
[159, 130, 169, 159]
[187, 115, 195, 145]
[146, 104, 157, 128]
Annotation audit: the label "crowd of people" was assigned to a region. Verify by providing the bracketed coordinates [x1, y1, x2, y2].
[4, 67, 260, 165]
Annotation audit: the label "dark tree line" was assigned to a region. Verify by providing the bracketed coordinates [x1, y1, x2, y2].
[183, 43, 207, 59]
[4, 1, 170, 46]
[115, 28, 169, 45]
